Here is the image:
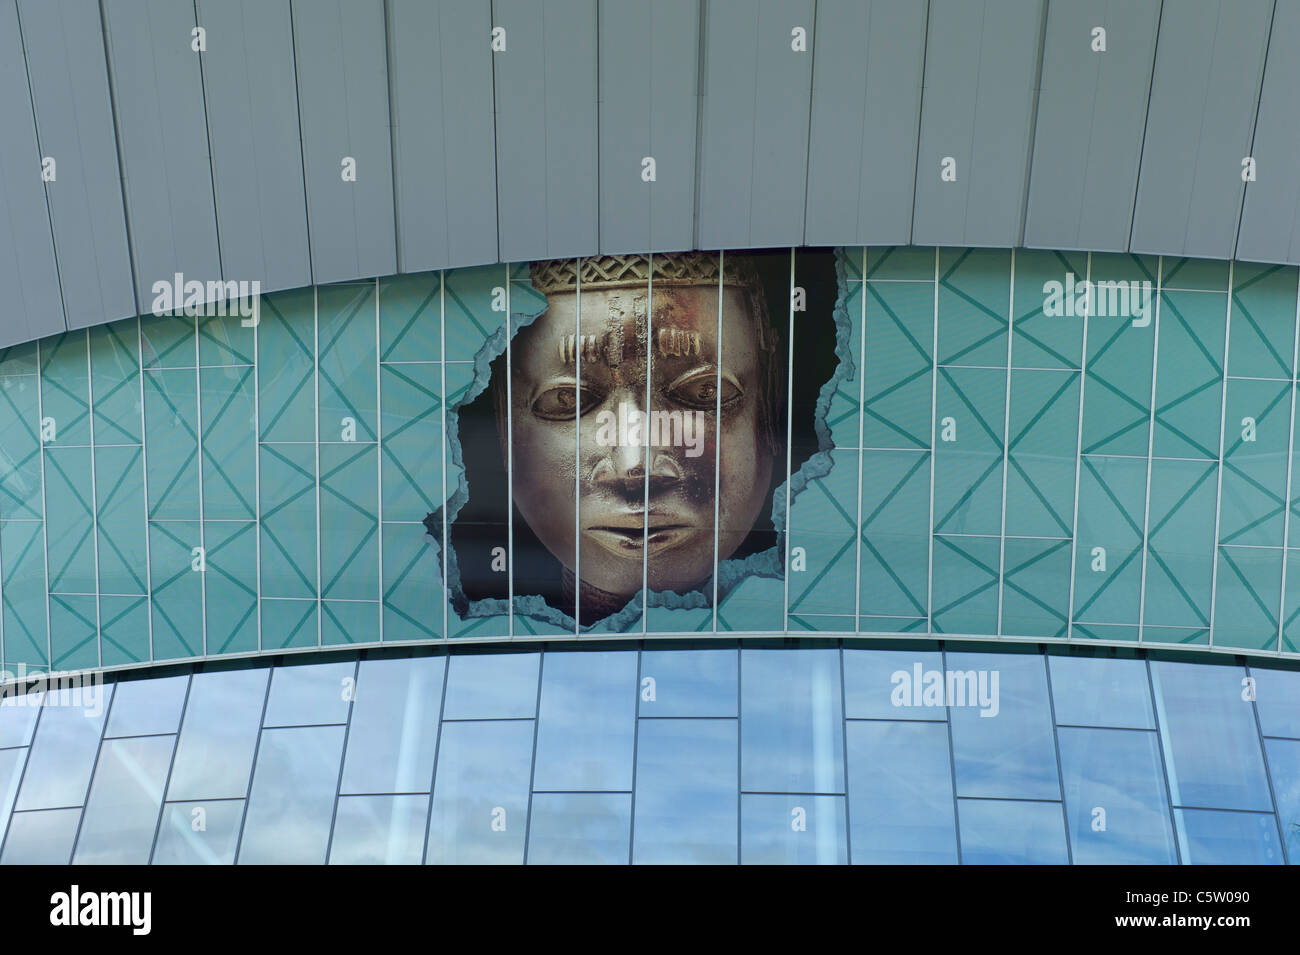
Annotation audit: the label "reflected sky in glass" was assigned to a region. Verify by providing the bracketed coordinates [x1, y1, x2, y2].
[846, 720, 957, 864]
[1251, 666, 1300, 739]
[263, 660, 354, 726]
[1263, 738, 1300, 864]
[239, 725, 345, 864]
[638, 649, 737, 717]
[633, 718, 737, 864]
[105, 674, 188, 738]
[0, 807, 81, 864]
[330, 794, 427, 865]
[0, 747, 26, 848]
[527, 792, 631, 865]
[1058, 726, 1175, 864]
[948, 652, 1058, 800]
[1175, 808, 1283, 865]
[1048, 656, 1154, 729]
[1150, 660, 1272, 811]
[168, 666, 268, 800]
[152, 800, 243, 865]
[427, 720, 532, 865]
[15, 686, 112, 811]
[958, 798, 1068, 864]
[533, 651, 636, 792]
[741, 649, 843, 794]
[844, 649, 945, 721]
[0, 692, 42, 748]
[74, 735, 174, 864]
[341, 656, 442, 795]
[741, 793, 846, 864]
[442, 652, 539, 720]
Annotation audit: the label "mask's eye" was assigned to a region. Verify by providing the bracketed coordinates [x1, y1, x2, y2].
[531, 385, 602, 420]
[665, 372, 741, 411]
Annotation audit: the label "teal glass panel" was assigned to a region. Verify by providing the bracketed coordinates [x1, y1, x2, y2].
[1080, 254, 1157, 457]
[140, 314, 195, 370]
[89, 321, 141, 445]
[788, 448, 858, 618]
[260, 598, 317, 651]
[94, 444, 147, 596]
[1001, 537, 1071, 638]
[1011, 249, 1086, 371]
[204, 520, 258, 655]
[380, 362, 442, 519]
[1072, 455, 1146, 630]
[379, 272, 441, 364]
[933, 367, 1004, 537]
[257, 288, 315, 443]
[200, 365, 257, 520]
[1213, 546, 1281, 651]
[198, 304, 255, 368]
[259, 442, 317, 599]
[931, 534, 999, 635]
[937, 247, 1010, 368]
[822, 250, 862, 453]
[143, 368, 199, 521]
[149, 521, 203, 659]
[0, 368, 42, 519]
[866, 245, 935, 282]
[1163, 256, 1229, 292]
[862, 271, 933, 451]
[322, 598, 379, 646]
[859, 449, 929, 629]
[98, 595, 149, 666]
[320, 443, 379, 602]
[39, 331, 91, 447]
[1227, 263, 1297, 380]
[1219, 378, 1289, 547]
[381, 520, 442, 642]
[42, 446, 94, 595]
[1153, 286, 1225, 460]
[1004, 370, 1078, 539]
[49, 594, 97, 670]
[1142, 458, 1217, 637]
[318, 282, 378, 444]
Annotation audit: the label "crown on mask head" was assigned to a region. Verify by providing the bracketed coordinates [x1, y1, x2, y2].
[528, 252, 773, 350]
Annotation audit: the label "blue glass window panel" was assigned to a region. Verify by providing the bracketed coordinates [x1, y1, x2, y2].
[958, 798, 1069, 864]
[239, 725, 346, 864]
[329, 794, 428, 865]
[105, 674, 189, 738]
[73, 735, 175, 864]
[1252, 667, 1300, 739]
[0, 747, 26, 844]
[168, 666, 268, 800]
[526, 792, 631, 865]
[740, 794, 847, 865]
[152, 800, 243, 865]
[638, 649, 737, 717]
[15, 687, 113, 811]
[632, 719, 737, 864]
[441, 652, 539, 720]
[341, 656, 442, 795]
[1150, 661, 1273, 811]
[741, 649, 844, 794]
[1048, 656, 1155, 729]
[846, 720, 957, 864]
[1175, 809, 1283, 865]
[0, 807, 81, 864]
[948, 652, 1059, 799]
[533, 651, 636, 792]
[1058, 727, 1176, 864]
[427, 720, 533, 865]
[0, 692, 42, 747]
[843, 649, 945, 721]
[1263, 738, 1300, 863]
[262, 660, 355, 727]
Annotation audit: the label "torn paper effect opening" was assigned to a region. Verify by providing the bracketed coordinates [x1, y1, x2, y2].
[425, 249, 853, 633]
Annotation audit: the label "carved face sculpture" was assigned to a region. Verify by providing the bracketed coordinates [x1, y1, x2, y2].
[501, 258, 777, 611]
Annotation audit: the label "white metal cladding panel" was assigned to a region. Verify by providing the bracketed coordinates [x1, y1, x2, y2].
[1130, 0, 1274, 260]
[15, 0, 135, 332]
[291, 0, 396, 284]
[388, 0, 499, 272]
[804, 0, 928, 248]
[196, 0, 311, 294]
[597, 0, 700, 256]
[1023, 0, 1160, 254]
[0, 0, 63, 347]
[102, 0, 221, 306]
[1237, 0, 1300, 266]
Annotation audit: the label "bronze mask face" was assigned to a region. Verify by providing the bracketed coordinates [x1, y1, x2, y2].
[501, 255, 778, 607]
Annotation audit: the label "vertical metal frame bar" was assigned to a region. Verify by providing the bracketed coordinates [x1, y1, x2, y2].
[783, 249, 796, 634]
[711, 252, 724, 633]
[574, 260, 582, 637]
[440, 271, 449, 643]
[926, 249, 940, 635]
[853, 248, 868, 633]
[995, 250, 1016, 635]
[1065, 253, 1092, 639]
[505, 265, 514, 638]
[35, 339, 52, 671]
[1208, 261, 1236, 646]
[86, 330, 103, 667]
[195, 311, 208, 656]
[376, 279, 384, 642]
[314, 285, 322, 646]
[1137, 257, 1165, 643]
[642, 257, 653, 633]
[1274, 269, 1300, 653]
[137, 317, 154, 661]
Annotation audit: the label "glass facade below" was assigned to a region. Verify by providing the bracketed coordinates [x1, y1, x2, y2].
[0, 642, 1296, 865]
